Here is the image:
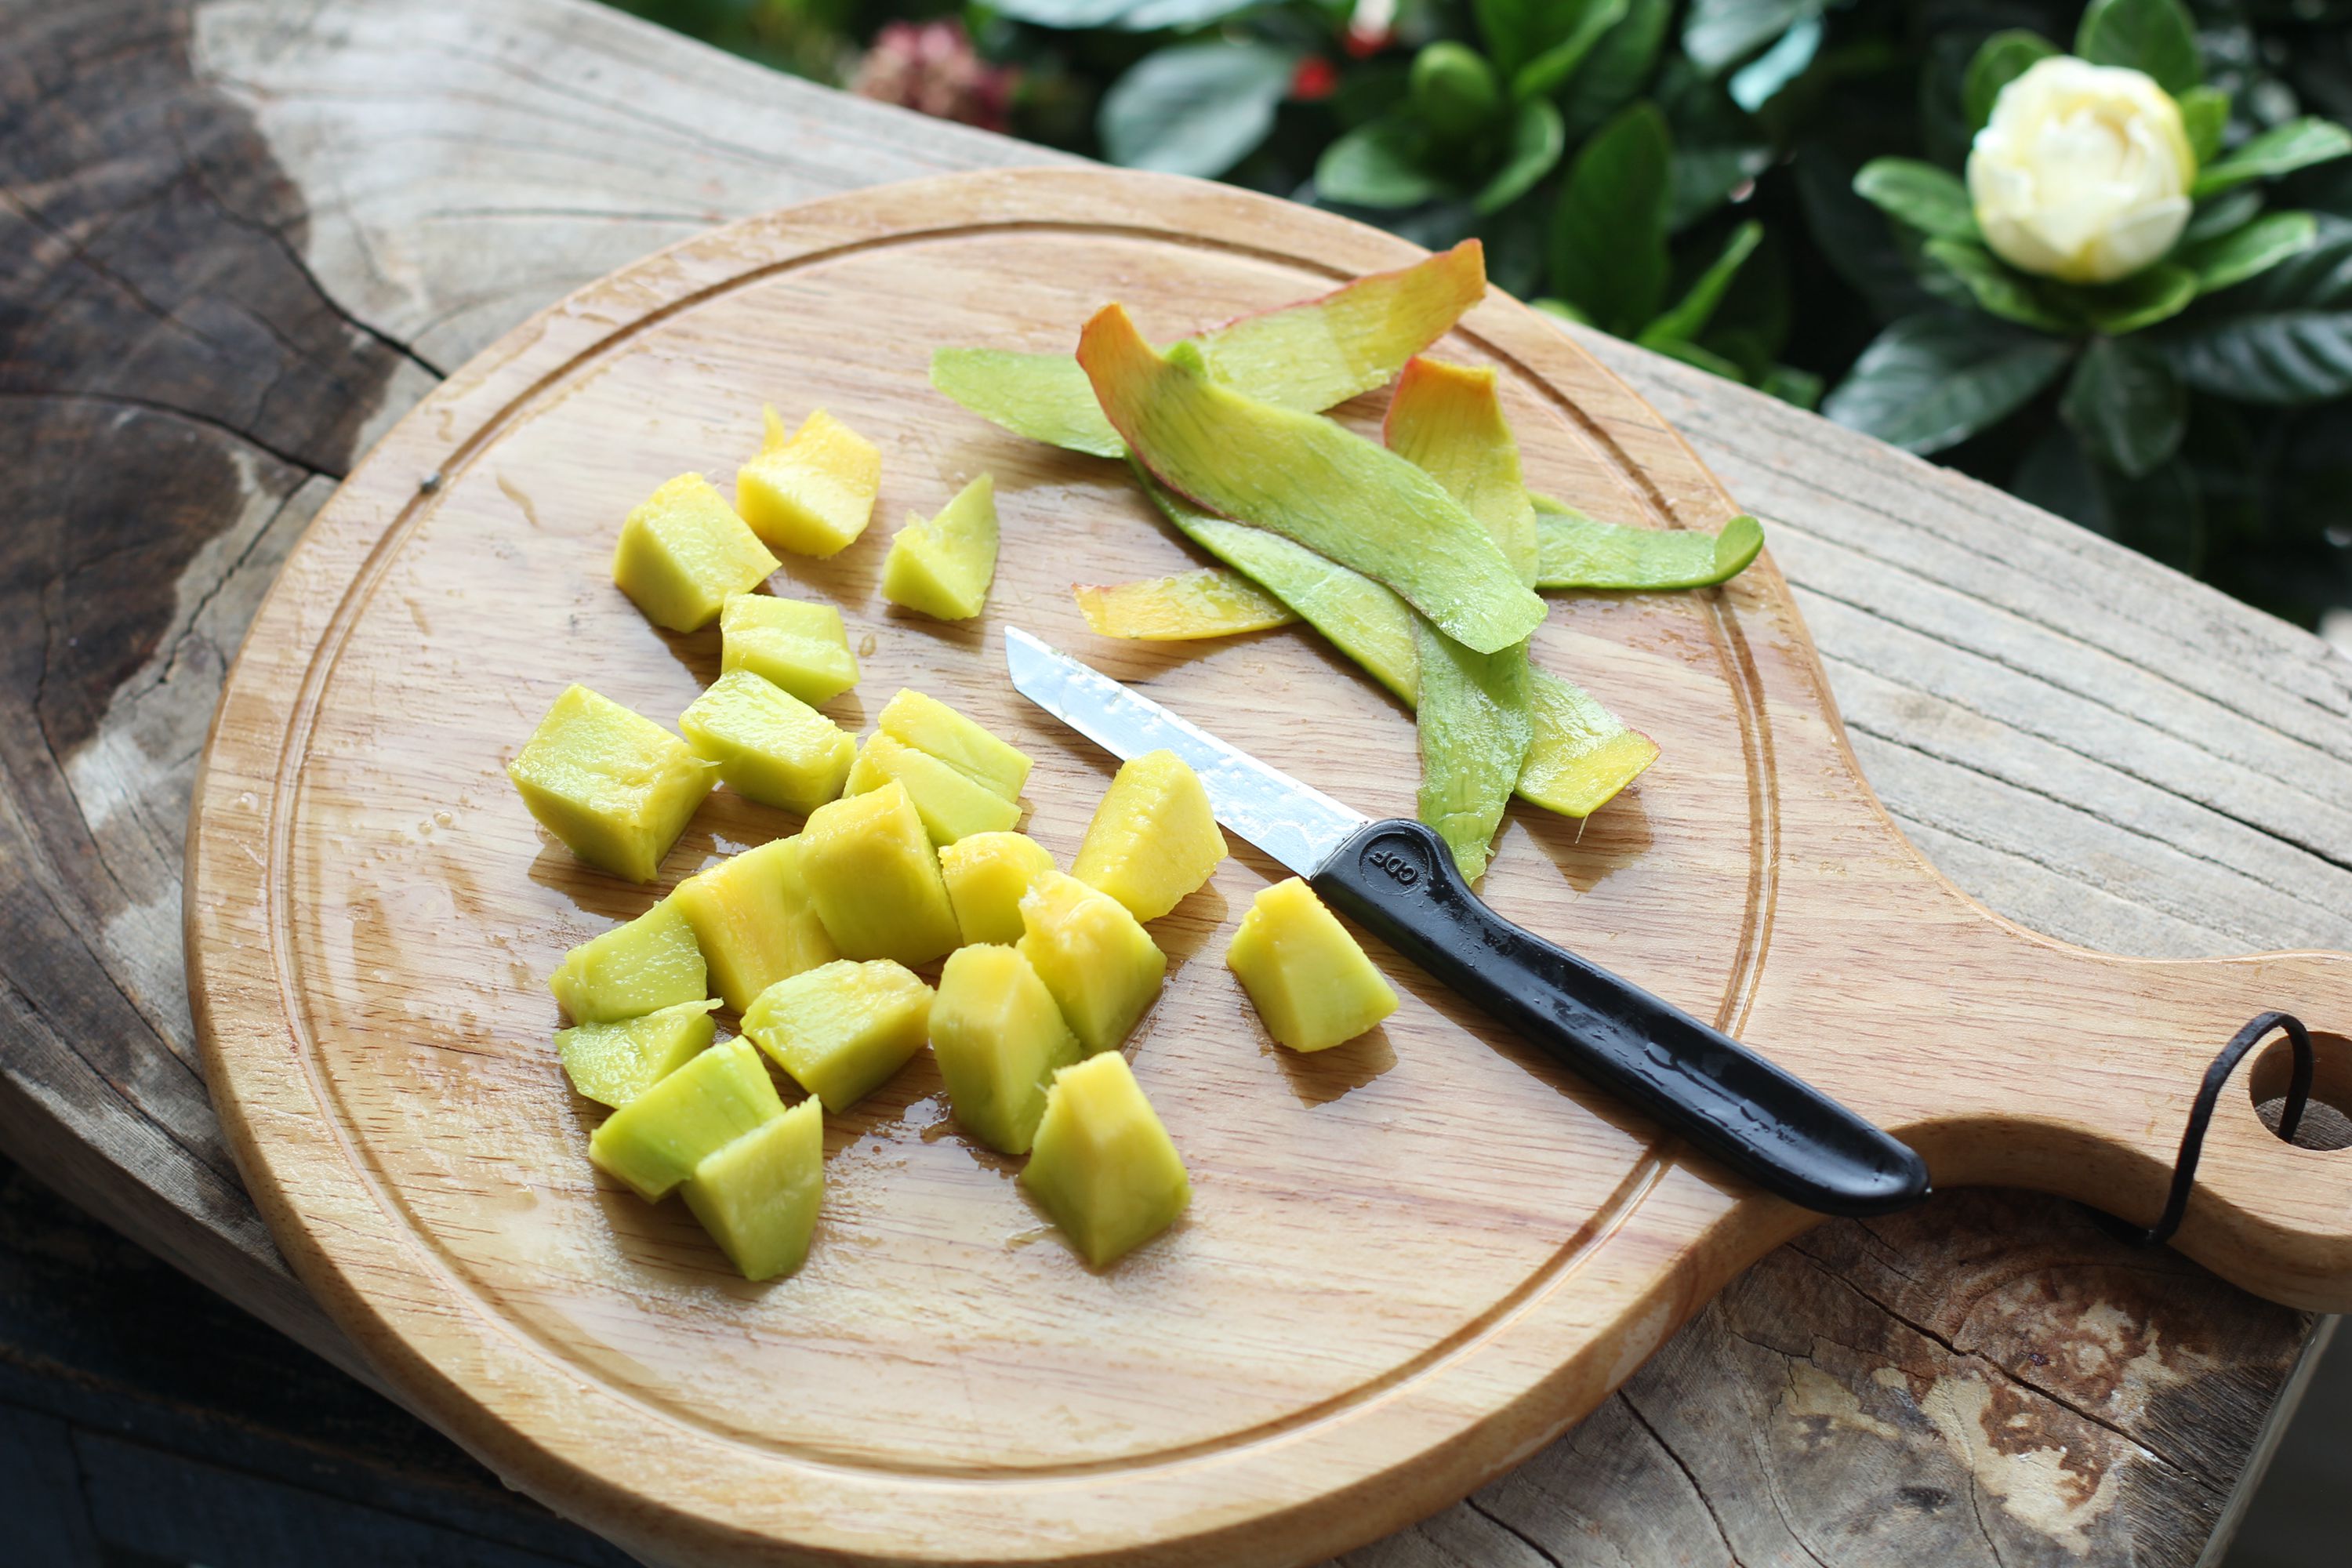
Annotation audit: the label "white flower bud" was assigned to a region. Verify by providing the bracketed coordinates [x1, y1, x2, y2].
[1965, 56, 2196, 285]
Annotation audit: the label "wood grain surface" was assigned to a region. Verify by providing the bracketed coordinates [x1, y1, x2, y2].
[183, 166, 2352, 1566]
[7, 2, 2345, 1563]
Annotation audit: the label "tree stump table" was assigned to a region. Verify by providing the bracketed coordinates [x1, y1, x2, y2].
[5, 2, 2346, 1563]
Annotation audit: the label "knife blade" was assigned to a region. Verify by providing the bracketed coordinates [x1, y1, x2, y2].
[1004, 627, 1930, 1218]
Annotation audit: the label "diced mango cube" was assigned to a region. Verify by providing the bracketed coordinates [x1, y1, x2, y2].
[882, 474, 998, 620]
[684, 1097, 824, 1281]
[797, 782, 961, 967]
[1019, 1053, 1189, 1268]
[742, 959, 933, 1112]
[670, 836, 839, 1013]
[719, 593, 859, 706]
[679, 669, 853, 815]
[557, 1000, 720, 1109]
[1226, 877, 1399, 1051]
[612, 474, 779, 632]
[930, 945, 1080, 1154]
[1072, 750, 1228, 921]
[938, 831, 1057, 946]
[588, 1036, 783, 1201]
[509, 685, 716, 883]
[877, 688, 1031, 800]
[1017, 872, 1165, 1055]
[845, 731, 1021, 846]
[549, 896, 707, 1022]
[735, 406, 880, 557]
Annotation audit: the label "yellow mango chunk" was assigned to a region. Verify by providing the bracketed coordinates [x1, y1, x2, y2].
[1019, 1053, 1189, 1268]
[845, 731, 1022, 846]
[1071, 750, 1227, 921]
[1226, 878, 1399, 1051]
[719, 593, 859, 706]
[930, 945, 1080, 1155]
[938, 831, 1057, 946]
[798, 781, 961, 967]
[549, 896, 706, 1022]
[876, 688, 1030, 800]
[742, 958, 933, 1112]
[557, 1000, 720, 1109]
[684, 1096, 824, 1281]
[612, 474, 779, 632]
[735, 406, 880, 557]
[679, 669, 854, 815]
[508, 685, 716, 883]
[1017, 871, 1165, 1055]
[670, 836, 839, 1013]
[882, 474, 998, 620]
[588, 1036, 783, 1202]
[1073, 567, 1296, 640]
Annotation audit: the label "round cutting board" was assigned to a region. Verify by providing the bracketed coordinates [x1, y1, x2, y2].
[188, 168, 2352, 1567]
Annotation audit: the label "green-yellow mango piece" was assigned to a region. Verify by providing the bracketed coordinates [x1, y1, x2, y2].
[679, 669, 854, 815]
[797, 781, 962, 967]
[1515, 676, 1663, 817]
[509, 685, 717, 883]
[1076, 302, 1543, 655]
[1385, 358, 1538, 586]
[930, 945, 1081, 1156]
[670, 836, 838, 1013]
[588, 1036, 783, 1202]
[557, 1000, 720, 1109]
[845, 731, 1022, 846]
[928, 240, 1486, 459]
[1529, 493, 1766, 590]
[1225, 877, 1399, 1052]
[938, 831, 1057, 946]
[1019, 1052, 1189, 1268]
[1073, 567, 1297, 640]
[611, 474, 779, 633]
[1017, 871, 1166, 1056]
[719, 593, 859, 706]
[684, 1096, 823, 1282]
[875, 688, 1031, 800]
[1072, 750, 1227, 921]
[741, 958, 933, 1112]
[549, 895, 707, 1023]
[882, 474, 998, 621]
[735, 406, 880, 558]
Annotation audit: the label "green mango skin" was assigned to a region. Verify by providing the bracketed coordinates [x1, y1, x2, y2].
[928, 240, 1486, 461]
[1530, 492, 1765, 590]
[1079, 304, 1544, 656]
[1139, 474, 1652, 817]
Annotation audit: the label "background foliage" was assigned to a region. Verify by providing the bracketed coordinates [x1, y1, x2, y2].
[609, 0, 2352, 633]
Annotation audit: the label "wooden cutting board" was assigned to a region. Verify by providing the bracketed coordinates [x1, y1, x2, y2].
[187, 167, 2352, 1568]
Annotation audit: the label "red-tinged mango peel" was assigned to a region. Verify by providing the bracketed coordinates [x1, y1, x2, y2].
[930, 241, 1486, 459]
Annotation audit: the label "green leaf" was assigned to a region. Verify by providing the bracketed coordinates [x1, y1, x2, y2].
[1853, 158, 1980, 241]
[1727, 14, 1822, 111]
[1793, 148, 1940, 321]
[1317, 117, 1446, 209]
[1410, 42, 1504, 141]
[1668, 145, 1769, 232]
[1762, 363, 1824, 408]
[1922, 238, 2077, 332]
[1475, 99, 1566, 213]
[1651, 337, 1748, 379]
[2163, 214, 2352, 403]
[2183, 188, 2263, 245]
[2191, 118, 2352, 198]
[2181, 211, 2318, 295]
[2068, 263, 2198, 334]
[1548, 101, 1672, 335]
[1962, 31, 2059, 132]
[2074, 0, 2201, 96]
[2178, 85, 2230, 167]
[1493, 0, 1630, 100]
[2060, 337, 2184, 477]
[1822, 312, 2075, 454]
[1559, 0, 1669, 140]
[1682, 0, 1820, 75]
[1639, 221, 1762, 347]
[1098, 42, 1298, 178]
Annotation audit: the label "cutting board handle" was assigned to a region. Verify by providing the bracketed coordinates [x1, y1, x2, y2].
[1882, 930, 2352, 1311]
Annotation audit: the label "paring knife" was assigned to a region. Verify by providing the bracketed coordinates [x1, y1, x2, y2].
[1004, 627, 1931, 1218]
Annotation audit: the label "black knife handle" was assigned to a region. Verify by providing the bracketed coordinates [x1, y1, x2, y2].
[1311, 818, 1929, 1218]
